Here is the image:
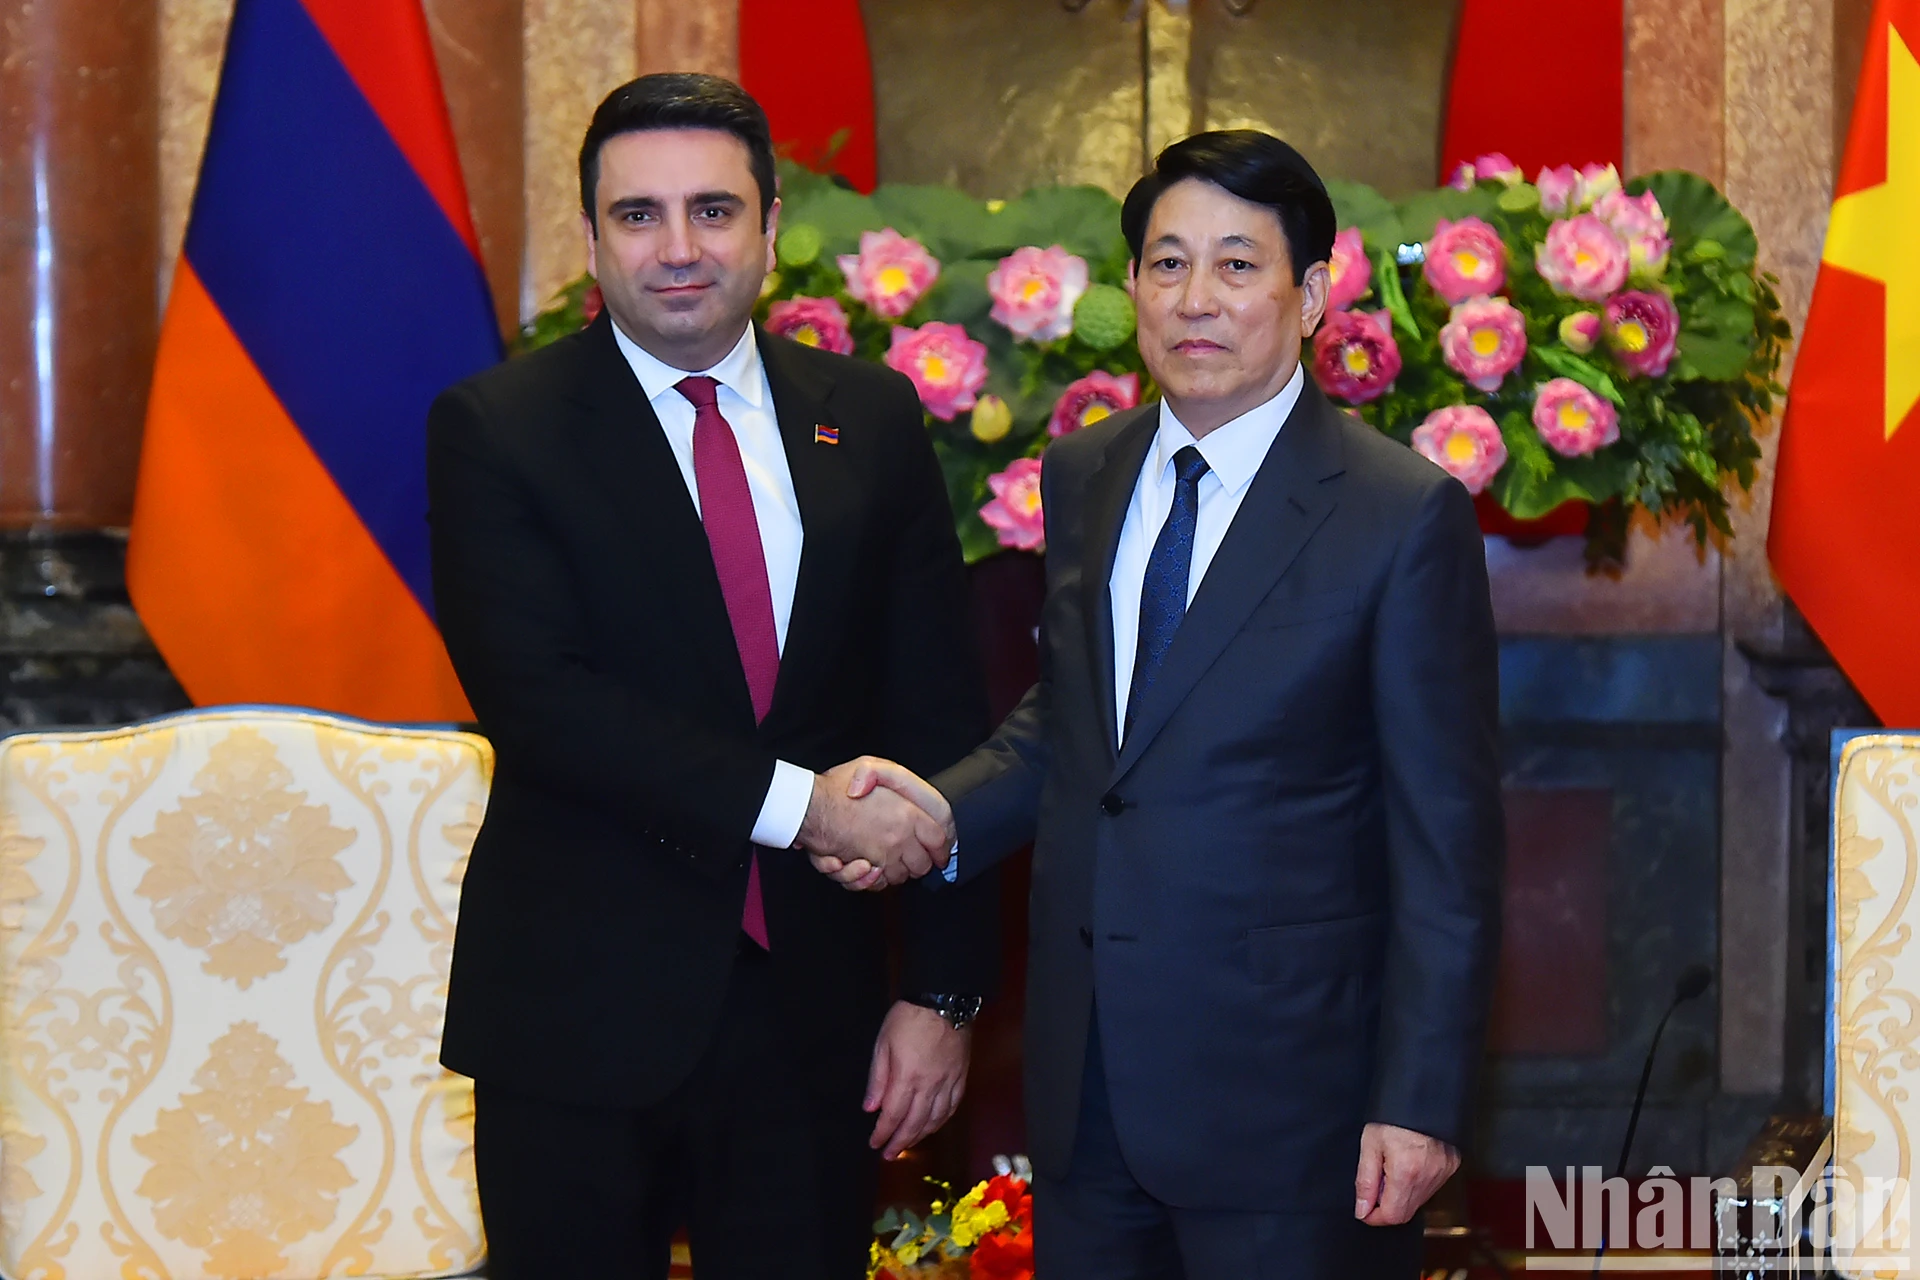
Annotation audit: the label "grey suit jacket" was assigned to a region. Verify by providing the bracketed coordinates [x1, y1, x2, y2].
[935, 381, 1503, 1211]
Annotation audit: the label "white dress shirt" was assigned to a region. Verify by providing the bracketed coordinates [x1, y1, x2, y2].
[612, 322, 815, 849]
[1109, 364, 1304, 740]
[946, 365, 1306, 882]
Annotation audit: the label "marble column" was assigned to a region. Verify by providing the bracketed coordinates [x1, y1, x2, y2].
[426, 0, 525, 338]
[635, 0, 739, 79]
[1624, 0, 1724, 182]
[1720, 0, 1836, 1101]
[0, 0, 160, 528]
[522, 0, 636, 319]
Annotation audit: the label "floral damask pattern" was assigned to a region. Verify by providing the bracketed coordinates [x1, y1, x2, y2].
[132, 1021, 357, 1278]
[130, 728, 356, 988]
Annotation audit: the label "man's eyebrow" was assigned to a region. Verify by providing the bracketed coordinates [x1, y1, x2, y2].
[688, 190, 746, 207]
[1145, 234, 1187, 253]
[1219, 233, 1259, 250]
[606, 195, 661, 214]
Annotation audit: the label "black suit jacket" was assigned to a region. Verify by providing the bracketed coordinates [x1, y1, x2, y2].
[934, 382, 1503, 1211]
[429, 314, 997, 1107]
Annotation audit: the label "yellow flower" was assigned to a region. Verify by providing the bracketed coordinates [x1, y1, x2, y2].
[948, 1181, 1011, 1248]
[898, 1241, 922, 1266]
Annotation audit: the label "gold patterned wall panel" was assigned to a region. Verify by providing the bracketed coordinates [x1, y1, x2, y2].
[1832, 735, 1920, 1279]
[1190, 0, 1461, 195]
[860, 0, 1149, 199]
[0, 710, 490, 1279]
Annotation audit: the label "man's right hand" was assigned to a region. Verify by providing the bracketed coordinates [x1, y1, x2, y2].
[796, 758, 950, 888]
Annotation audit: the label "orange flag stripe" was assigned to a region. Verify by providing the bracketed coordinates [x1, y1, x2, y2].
[128, 265, 472, 722]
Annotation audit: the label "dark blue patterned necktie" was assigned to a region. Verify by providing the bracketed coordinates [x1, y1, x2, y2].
[1125, 445, 1211, 742]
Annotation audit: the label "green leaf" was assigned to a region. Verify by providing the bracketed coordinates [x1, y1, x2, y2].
[922, 259, 993, 327]
[957, 512, 1006, 564]
[779, 184, 879, 258]
[1631, 171, 1758, 268]
[988, 185, 1128, 264]
[868, 184, 995, 260]
[1689, 239, 1725, 261]
[1394, 186, 1500, 243]
[875, 1209, 902, 1234]
[1533, 346, 1626, 405]
[1672, 334, 1752, 381]
[1326, 179, 1404, 247]
[1373, 250, 1420, 340]
[1497, 183, 1541, 213]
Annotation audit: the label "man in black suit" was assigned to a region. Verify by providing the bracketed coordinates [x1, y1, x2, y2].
[828, 132, 1504, 1278]
[427, 75, 997, 1280]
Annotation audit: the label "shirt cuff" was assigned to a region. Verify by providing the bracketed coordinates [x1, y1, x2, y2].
[942, 838, 960, 883]
[752, 760, 814, 849]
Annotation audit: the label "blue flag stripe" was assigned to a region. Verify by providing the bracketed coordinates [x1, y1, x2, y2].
[183, 0, 500, 618]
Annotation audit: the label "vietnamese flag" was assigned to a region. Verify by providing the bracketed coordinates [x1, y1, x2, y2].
[1770, 0, 1920, 724]
[129, 0, 497, 721]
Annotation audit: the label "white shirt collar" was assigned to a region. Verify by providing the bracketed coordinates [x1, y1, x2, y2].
[1153, 363, 1305, 496]
[611, 320, 768, 413]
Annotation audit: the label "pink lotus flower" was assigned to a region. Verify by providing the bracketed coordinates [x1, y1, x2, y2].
[838, 228, 940, 319]
[980, 457, 1045, 551]
[885, 322, 990, 420]
[1535, 214, 1630, 301]
[1327, 228, 1372, 310]
[988, 245, 1089, 341]
[1439, 295, 1528, 392]
[1604, 289, 1680, 379]
[1048, 370, 1140, 438]
[765, 296, 855, 355]
[1311, 309, 1402, 405]
[1423, 218, 1506, 305]
[1594, 188, 1672, 278]
[1559, 311, 1602, 353]
[1448, 161, 1476, 191]
[1531, 378, 1620, 456]
[1578, 163, 1622, 207]
[1472, 152, 1524, 186]
[1412, 404, 1508, 494]
[1537, 165, 1580, 215]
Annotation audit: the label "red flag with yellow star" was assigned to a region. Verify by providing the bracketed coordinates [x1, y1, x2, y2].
[1770, 0, 1920, 723]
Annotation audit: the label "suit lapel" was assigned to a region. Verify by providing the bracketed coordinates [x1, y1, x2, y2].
[1110, 385, 1347, 783]
[1079, 405, 1161, 763]
[561, 315, 759, 724]
[757, 327, 861, 733]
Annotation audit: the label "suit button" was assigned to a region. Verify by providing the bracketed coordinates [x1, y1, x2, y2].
[1100, 792, 1125, 815]
[1078, 926, 1093, 948]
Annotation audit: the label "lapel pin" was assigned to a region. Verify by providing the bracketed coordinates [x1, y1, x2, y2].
[814, 424, 841, 445]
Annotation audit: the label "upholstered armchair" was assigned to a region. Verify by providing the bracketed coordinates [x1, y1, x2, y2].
[0, 708, 489, 1278]
[1831, 731, 1920, 1279]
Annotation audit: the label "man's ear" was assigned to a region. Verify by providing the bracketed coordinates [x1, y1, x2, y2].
[582, 211, 599, 280]
[764, 195, 783, 275]
[1298, 260, 1332, 338]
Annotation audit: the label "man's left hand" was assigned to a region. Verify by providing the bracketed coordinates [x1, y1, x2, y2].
[1354, 1122, 1459, 1225]
[866, 1001, 970, 1161]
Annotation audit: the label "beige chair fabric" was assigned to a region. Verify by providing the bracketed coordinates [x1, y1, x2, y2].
[0, 709, 489, 1279]
[1833, 732, 1920, 1279]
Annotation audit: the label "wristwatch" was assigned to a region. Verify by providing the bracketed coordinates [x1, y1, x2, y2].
[909, 992, 984, 1032]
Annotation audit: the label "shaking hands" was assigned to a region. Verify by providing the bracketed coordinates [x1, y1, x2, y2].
[796, 757, 956, 891]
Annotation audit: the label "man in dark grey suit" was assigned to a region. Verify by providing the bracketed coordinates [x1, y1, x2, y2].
[820, 130, 1503, 1278]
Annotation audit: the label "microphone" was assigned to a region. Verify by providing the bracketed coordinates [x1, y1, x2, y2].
[1594, 964, 1713, 1273]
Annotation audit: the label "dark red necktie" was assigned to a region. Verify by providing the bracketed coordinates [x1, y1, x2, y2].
[677, 375, 777, 949]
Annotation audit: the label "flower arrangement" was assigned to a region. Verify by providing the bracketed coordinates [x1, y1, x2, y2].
[522, 154, 1786, 567]
[868, 1156, 1035, 1280]
[1322, 156, 1787, 563]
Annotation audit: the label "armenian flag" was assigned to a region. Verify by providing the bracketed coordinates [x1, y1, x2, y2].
[1769, 0, 1920, 724]
[129, 0, 498, 721]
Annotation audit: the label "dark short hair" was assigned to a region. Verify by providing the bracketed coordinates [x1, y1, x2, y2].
[1121, 130, 1337, 284]
[578, 73, 777, 232]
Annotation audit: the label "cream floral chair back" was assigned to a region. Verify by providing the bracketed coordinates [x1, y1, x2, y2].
[0, 708, 489, 1279]
[1832, 731, 1920, 1279]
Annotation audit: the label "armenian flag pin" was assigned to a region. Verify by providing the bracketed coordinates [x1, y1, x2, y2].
[814, 424, 841, 445]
